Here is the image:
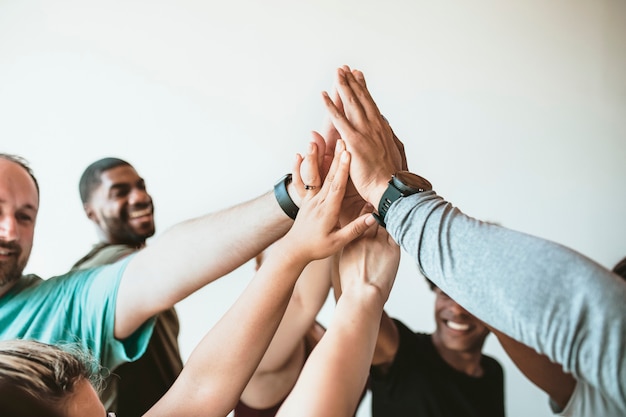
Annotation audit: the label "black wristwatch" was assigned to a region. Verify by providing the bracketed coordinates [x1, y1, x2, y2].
[274, 174, 299, 220]
[373, 171, 432, 228]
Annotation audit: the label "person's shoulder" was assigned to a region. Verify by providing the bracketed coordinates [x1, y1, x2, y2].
[73, 243, 138, 270]
[481, 353, 505, 374]
[390, 318, 432, 348]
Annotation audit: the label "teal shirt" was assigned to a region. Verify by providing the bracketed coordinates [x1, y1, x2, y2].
[0, 256, 155, 372]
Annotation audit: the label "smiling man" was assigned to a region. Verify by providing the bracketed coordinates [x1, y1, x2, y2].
[71, 157, 183, 416]
[369, 278, 505, 417]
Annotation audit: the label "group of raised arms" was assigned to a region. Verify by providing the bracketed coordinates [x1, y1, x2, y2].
[0, 66, 624, 417]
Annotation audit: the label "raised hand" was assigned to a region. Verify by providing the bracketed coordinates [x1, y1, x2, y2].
[284, 139, 377, 264]
[338, 217, 400, 304]
[321, 66, 407, 208]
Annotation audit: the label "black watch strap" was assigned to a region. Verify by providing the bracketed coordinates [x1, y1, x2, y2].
[274, 174, 299, 220]
[373, 180, 403, 228]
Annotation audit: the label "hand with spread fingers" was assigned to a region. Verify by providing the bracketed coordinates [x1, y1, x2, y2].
[321, 66, 408, 209]
[281, 139, 377, 264]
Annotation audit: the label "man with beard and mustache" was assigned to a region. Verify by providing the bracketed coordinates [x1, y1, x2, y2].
[70, 157, 183, 416]
[0, 147, 327, 410]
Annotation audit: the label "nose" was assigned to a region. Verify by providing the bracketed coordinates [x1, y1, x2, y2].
[448, 299, 470, 316]
[128, 188, 151, 205]
[0, 214, 18, 241]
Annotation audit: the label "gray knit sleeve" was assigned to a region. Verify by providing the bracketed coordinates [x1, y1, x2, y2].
[385, 190, 626, 414]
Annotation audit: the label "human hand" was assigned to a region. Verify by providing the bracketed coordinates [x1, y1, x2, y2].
[311, 86, 342, 180]
[322, 66, 408, 208]
[338, 216, 400, 304]
[283, 139, 377, 264]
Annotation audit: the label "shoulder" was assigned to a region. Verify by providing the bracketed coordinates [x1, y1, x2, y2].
[73, 244, 138, 270]
[480, 353, 505, 377]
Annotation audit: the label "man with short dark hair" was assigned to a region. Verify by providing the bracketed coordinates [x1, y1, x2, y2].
[71, 157, 183, 416]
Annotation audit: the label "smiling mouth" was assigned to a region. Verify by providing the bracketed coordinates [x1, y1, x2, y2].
[446, 320, 470, 331]
[129, 208, 152, 219]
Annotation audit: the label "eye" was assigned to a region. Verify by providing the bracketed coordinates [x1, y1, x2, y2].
[110, 185, 131, 199]
[16, 212, 34, 224]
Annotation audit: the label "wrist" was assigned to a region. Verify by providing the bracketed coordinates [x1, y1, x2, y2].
[367, 178, 392, 213]
[274, 174, 299, 220]
[373, 171, 432, 228]
[285, 180, 302, 207]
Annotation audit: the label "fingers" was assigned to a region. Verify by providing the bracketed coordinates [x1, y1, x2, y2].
[342, 68, 384, 126]
[334, 212, 378, 247]
[294, 143, 323, 198]
[310, 131, 331, 179]
[291, 153, 306, 199]
[391, 129, 409, 171]
[335, 67, 367, 127]
[321, 91, 355, 147]
[319, 139, 349, 201]
[302, 142, 322, 192]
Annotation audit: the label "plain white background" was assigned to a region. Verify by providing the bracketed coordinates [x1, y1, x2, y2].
[1, 1, 625, 416]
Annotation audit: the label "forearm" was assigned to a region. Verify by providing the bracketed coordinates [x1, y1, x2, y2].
[116, 190, 292, 338]
[493, 329, 575, 409]
[146, 246, 307, 417]
[372, 310, 399, 366]
[277, 287, 383, 417]
[386, 191, 626, 410]
[254, 257, 332, 373]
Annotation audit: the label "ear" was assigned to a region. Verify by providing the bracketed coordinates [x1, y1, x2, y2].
[84, 203, 97, 222]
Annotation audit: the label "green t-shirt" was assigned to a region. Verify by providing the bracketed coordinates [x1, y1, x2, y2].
[0, 256, 154, 372]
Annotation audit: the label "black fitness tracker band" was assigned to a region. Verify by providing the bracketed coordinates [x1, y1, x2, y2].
[274, 173, 299, 220]
[373, 171, 432, 228]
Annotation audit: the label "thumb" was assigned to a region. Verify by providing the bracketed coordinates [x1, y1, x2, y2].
[335, 213, 378, 247]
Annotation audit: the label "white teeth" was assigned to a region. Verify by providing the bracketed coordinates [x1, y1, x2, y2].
[0, 250, 11, 256]
[129, 208, 151, 219]
[447, 321, 470, 331]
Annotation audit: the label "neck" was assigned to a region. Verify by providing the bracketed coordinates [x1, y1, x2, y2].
[0, 278, 19, 298]
[431, 334, 484, 377]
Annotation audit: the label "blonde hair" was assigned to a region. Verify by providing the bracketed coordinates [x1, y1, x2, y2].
[0, 339, 104, 415]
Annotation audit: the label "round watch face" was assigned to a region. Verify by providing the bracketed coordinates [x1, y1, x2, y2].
[393, 171, 432, 193]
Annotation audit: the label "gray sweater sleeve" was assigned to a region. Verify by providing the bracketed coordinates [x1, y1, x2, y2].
[386, 190, 626, 413]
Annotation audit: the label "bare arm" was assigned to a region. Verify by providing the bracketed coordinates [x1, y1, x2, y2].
[277, 225, 400, 417]
[491, 328, 576, 410]
[331, 246, 399, 371]
[239, 256, 332, 408]
[116, 191, 292, 338]
[323, 66, 626, 413]
[144, 140, 376, 417]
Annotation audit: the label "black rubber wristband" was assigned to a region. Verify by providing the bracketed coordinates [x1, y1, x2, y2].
[274, 173, 299, 220]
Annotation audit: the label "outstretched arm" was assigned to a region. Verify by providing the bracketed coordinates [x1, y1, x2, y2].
[239, 255, 333, 409]
[143, 140, 376, 417]
[322, 66, 626, 414]
[330, 238, 400, 372]
[114, 150, 316, 339]
[277, 224, 400, 417]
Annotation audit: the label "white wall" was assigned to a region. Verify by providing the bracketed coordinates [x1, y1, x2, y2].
[1, 1, 625, 416]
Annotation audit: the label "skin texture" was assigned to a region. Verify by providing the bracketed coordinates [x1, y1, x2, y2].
[64, 379, 107, 417]
[84, 165, 155, 247]
[0, 159, 38, 295]
[32, 139, 376, 417]
[321, 66, 581, 412]
[238, 251, 331, 410]
[277, 221, 399, 417]
[430, 288, 490, 376]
